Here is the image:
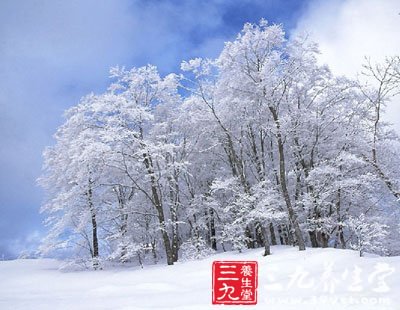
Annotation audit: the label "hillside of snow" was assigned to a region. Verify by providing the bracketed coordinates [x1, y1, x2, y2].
[0, 246, 399, 310]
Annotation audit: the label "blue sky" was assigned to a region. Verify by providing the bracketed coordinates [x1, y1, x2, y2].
[0, 0, 398, 259]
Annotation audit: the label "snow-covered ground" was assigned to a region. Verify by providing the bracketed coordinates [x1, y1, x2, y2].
[0, 246, 399, 309]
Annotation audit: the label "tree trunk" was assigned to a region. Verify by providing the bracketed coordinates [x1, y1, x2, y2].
[209, 208, 217, 250]
[171, 204, 179, 263]
[269, 106, 306, 251]
[245, 226, 255, 249]
[151, 239, 158, 264]
[277, 225, 285, 245]
[256, 222, 270, 256]
[309, 231, 319, 248]
[334, 187, 346, 249]
[143, 152, 174, 265]
[320, 232, 329, 248]
[116, 186, 129, 262]
[88, 178, 99, 270]
[269, 223, 277, 246]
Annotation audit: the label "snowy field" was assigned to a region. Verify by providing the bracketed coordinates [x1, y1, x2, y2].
[0, 246, 399, 310]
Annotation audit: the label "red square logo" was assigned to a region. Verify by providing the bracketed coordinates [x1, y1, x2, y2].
[212, 261, 258, 305]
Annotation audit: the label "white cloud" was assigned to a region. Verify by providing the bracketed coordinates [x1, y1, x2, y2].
[294, 0, 400, 132]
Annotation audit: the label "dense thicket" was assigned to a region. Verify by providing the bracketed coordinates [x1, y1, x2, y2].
[39, 21, 400, 268]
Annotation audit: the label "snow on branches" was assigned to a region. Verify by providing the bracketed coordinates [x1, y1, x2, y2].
[39, 21, 400, 268]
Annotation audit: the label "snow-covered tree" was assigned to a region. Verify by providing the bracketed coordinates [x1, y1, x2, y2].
[39, 20, 400, 266]
[346, 214, 389, 257]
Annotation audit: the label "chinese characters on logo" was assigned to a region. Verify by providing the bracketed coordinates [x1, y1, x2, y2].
[212, 261, 258, 305]
[265, 262, 395, 294]
[212, 260, 394, 306]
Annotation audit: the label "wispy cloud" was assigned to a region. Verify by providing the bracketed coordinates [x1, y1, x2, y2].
[294, 0, 400, 132]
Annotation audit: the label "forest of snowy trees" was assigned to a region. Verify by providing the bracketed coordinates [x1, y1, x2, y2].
[38, 21, 400, 269]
